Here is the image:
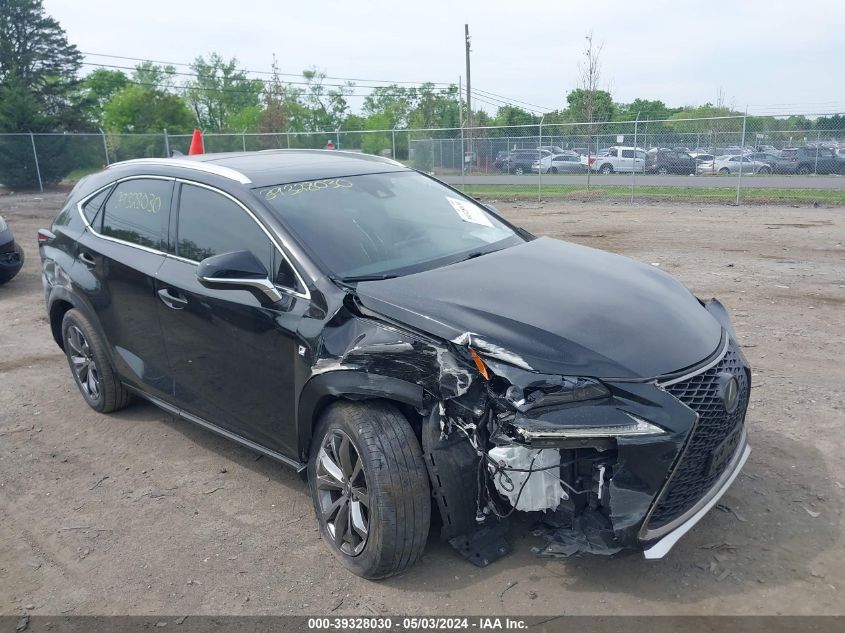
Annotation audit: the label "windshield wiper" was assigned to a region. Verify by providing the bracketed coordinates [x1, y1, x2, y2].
[459, 247, 503, 262]
[337, 273, 399, 283]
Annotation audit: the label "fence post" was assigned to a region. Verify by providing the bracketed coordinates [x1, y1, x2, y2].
[392, 125, 397, 161]
[29, 132, 43, 193]
[736, 108, 748, 205]
[163, 129, 170, 157]
[631, 113, 640, 203]
[99, 127, 110, 165]
[242, 129, 247, 152]
[538, 116, 544, 202]
[814, 130, 821, 174]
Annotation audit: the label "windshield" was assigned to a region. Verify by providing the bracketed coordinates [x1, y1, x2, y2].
[255, 171, 521, 280]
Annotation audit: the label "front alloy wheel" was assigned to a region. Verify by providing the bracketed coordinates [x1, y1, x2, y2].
[308, 401, 430, 579]
[315, 429, 370, 556]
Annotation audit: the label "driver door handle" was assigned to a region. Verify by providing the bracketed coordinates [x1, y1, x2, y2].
[157, 288, 188, 310]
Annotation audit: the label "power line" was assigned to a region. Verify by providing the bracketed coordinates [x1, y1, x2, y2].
[80, 51, 453, 87]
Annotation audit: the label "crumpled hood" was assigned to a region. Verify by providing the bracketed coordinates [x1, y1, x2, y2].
[355, 237, 723, 379]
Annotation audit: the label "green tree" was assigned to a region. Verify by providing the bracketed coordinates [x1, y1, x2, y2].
[615, 99, 679, 122]
[257, 56, 307, 138]
[0, 0, 85, 187]
[490, 105, 540, 127]
[186, 53, 263, 132]
[565, 88, 615, 123]
[408, 83, 460, 129]
[301, 67, 354, 131]
[78, 68, 127, 126]
[102, 84, 195, 133]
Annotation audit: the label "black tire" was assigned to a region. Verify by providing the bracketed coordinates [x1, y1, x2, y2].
[308, 401, 430, 579]
[549, 167, 558, 174]
[599, 164, 613, 174]
[0, 243, 24, 285]
[61, 309, 132, 413]
[657, 166, 669, 175]
[514, 166, 524, 175]
[719, 167, 731, 175]
[797, 165, 811, 175]
[759, 166, 771, 174]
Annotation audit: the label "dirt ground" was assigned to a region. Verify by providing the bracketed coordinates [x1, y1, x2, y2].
[1, 191, 843, 617]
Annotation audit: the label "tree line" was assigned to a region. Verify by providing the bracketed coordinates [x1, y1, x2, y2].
[1, 0, 842, 187]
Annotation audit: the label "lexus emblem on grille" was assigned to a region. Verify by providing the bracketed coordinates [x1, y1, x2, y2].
[718, 373, 740, 413]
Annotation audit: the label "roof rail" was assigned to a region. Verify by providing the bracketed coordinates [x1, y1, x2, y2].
[107, 158, 252, 185]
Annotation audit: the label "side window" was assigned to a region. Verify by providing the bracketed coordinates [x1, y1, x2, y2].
[621, 149, 635, 158]
[176, 183, 274, 276]
[81, 187, 111, 226]
[101, 179, 172, 250]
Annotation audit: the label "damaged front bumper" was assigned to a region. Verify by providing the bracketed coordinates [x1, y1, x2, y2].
[642, 431, 750, 559]
[431, 331, 752, 562]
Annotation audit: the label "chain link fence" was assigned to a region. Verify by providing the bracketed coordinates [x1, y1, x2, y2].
[2, 113, 844, 203]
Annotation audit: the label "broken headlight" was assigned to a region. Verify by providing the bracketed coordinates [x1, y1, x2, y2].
[503, 377, 610, 412]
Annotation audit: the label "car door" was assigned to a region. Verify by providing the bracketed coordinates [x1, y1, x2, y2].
[74, 176, 174, 397]
[620, 149, 635, 171]
[154, 181, 310, 456]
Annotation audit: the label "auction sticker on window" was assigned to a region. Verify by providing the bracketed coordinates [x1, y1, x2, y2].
[446, 197, 494, 228]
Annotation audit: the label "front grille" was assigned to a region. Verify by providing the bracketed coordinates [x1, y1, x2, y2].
[646, 343, 749, 531]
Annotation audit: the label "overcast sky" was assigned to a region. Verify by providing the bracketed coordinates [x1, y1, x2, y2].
[45, 0, 845, 117]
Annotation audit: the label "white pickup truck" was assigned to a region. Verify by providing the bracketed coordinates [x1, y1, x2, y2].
[582, 146, 647, 173]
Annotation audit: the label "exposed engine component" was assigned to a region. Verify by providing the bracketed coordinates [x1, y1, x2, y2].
[486, 446, 568, 512]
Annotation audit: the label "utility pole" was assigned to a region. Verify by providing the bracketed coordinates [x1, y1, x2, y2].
[465, 24, 472, 168]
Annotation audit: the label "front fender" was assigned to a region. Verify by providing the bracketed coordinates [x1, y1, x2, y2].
[296, 370, 426, 462]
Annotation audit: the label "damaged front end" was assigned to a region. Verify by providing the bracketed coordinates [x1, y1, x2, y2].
[423, 324, 751, 564]
[309, 292, 751, 566]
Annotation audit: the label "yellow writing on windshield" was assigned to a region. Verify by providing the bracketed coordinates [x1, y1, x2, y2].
[263, 179, 353, 200]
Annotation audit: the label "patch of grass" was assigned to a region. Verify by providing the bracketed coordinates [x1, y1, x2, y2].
[459, 184, 845, 206]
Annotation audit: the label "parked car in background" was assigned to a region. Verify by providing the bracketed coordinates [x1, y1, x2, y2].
[696, 155, 772, 175]
[779, 147, 844, 175]
[532, 153, 587, 174]
[645, 149, 696, 175]
[0, 215, 25, 285]
[690, 153, 715, 165]
[748, 152, 794, 174]
[493, 151, 510, 171]
[583, 146, 647, 173]
[498, 149, 551, 175]
[538, 145, 567, 155]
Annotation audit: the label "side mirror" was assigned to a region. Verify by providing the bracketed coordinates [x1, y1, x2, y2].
[196, 250, 282, 305]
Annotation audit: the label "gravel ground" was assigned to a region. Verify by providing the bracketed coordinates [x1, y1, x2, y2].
[1, 191, 843, 616]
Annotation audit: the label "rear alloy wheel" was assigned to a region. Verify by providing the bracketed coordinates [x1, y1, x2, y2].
[549, 167, 558, 174]
[657, 166, 669, 175]
[759, 166, 771, 174]
[308, 401, 430, 579]
[719, 167, 731, 175]
[61, 309, 131, 413]
[797, 165, 811, 175]
[600, 164, 613, 174]
[514, 166, 525, 175]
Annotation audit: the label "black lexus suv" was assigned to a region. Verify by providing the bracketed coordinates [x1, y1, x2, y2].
[39, 151, 751, 579]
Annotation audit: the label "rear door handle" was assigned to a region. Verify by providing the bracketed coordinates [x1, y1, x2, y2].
[78, 252, 96, 266]
[157, 288, 188, 310]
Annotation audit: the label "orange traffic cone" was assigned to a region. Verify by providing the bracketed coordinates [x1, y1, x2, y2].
[188, 129, 204, 155]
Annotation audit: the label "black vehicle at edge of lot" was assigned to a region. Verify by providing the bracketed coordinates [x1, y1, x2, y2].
[0, 215, 25, 284]
[38, 150, 752, 579]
